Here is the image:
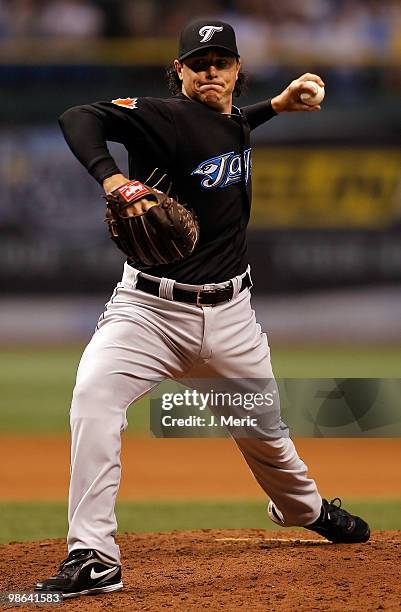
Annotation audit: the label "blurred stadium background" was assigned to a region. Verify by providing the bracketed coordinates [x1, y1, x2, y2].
[1, 0, 401, 543]
[1, 0, 401, 345]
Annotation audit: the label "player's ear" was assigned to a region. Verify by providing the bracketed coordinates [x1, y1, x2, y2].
[174, 59, 183, 80]
[236, 59, 241, 80]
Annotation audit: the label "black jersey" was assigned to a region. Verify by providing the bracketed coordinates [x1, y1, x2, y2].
[59, 94, 276, 284]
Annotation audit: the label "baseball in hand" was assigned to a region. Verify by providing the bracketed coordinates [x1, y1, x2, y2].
[300, 81, 325, 106]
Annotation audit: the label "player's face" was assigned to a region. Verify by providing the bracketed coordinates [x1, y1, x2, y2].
[174, 50, 240, 113]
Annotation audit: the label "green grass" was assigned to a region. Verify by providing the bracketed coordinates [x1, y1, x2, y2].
[271, 346, 401, 378]
[0, 347, 148, 433]
[0, 500, 400, 545]
[0, 346, 400, 434]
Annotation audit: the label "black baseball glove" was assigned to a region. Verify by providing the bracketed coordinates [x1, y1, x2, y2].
[105, 180, 199, 266]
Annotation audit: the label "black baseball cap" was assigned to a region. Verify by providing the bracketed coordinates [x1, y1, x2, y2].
[178, 18, 239, 61]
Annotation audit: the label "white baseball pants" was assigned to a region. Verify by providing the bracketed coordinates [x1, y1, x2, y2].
[68, 263, 322, 565]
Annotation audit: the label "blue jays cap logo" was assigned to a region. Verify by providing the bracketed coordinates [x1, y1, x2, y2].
[199, 25, 224, 43]
[178, 19, 239, 61]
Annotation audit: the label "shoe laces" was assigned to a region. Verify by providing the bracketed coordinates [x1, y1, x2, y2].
[326, 498, 353, 530]
[58, 550, 92, 576]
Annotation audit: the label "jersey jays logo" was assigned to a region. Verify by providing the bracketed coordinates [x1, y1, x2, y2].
[199, 25, 224, 43]
[191, 148, 252, 189]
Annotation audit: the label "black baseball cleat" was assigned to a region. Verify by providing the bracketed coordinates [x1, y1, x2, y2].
[268, 497, 370, 544]
[34, 549, 123, 599]
[305, 498, 370, 543]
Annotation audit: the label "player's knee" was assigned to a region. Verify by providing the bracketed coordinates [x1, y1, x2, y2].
[71, 381, 118, 419]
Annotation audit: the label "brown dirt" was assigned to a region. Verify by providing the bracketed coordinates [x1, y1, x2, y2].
[1, 530, 401, 611]
[1, 437, 401, 500]
[2, 438, 400, 609]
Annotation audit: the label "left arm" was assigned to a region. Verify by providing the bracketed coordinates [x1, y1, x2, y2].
[241, 99, 277, 131]
[271, 73, 325, 114]
[242, 73, 325, 130]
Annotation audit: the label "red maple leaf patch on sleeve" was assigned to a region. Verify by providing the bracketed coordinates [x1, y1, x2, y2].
[111, 97, 138, 109]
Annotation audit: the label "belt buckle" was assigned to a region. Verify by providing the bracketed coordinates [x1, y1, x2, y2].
[196, 287, 217, 307]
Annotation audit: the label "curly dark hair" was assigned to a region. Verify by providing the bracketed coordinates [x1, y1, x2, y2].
[165, 62, 247, 98]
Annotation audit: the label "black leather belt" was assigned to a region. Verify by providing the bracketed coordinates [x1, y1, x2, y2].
[136, 272, 252, 306]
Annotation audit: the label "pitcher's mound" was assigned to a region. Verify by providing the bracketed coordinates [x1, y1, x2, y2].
[1, 529, 400, 611]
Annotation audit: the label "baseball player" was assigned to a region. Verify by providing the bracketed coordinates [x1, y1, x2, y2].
[35, 19, 370, 599]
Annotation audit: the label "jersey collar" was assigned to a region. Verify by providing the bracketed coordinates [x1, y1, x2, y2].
[176, 92, 240, 117]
